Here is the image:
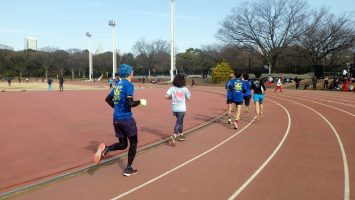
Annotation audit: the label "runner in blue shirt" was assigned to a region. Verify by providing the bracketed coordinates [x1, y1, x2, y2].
[242, 73, 252, 113]
[225, 73, 235, 124]
[229, 72, 247, 129]
[94, 64, 147, 177]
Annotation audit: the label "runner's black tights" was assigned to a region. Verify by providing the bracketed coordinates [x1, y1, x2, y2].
[106, 135, 138, 167]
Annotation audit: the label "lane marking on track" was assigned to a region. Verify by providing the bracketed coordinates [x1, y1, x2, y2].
[272, 96, 350, 200]
[228, 99, 291, 200]
[110, 117, 256, 200]
[279, 95, 355, 117]
[283, 94, 355, 108]
[304, 94, 355, 104]
[309, 93, 355, 102]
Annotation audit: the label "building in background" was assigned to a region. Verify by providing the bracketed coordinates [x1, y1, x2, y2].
[0, 44, 14, 50]
[24, 37, 37, 50]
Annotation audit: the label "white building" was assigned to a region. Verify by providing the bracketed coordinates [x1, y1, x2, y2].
[24, 37, 37, 50]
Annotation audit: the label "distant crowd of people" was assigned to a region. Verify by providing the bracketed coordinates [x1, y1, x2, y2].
[264, 67, 354, 92]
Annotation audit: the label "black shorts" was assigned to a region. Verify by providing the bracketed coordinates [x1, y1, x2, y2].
[113, 118, 137, 138]
[226, 99, 234, 104]
[234, 101, 243, 106]
[244, 95, 251, 106]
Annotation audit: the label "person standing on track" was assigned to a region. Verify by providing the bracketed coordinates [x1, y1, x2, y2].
[109, 77, 113, 89]
[59, 76, 64, 91]
[94, 64, 147, 177]
[229, 72, 246, 129]
[165, 74, 191, 146]
[225, 73, 235, 124]
[242, 73, 252, 113]
[251, 72, 266, 120]
[47, 77, 52, 91]
[191, 78, 197, 87]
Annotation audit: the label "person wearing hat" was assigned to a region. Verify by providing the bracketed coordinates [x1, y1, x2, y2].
[94, 64, 147, 177]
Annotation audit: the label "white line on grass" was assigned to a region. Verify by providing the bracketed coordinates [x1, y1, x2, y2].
[228, 99, 291, 200]
[110, 117, 256, 200]
[274, 96, 350, 200]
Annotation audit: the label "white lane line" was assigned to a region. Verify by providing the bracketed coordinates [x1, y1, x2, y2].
[284, 94, 355, 108]
[228, 99, 291, 200]
[310, 93, 355, 103]
[110, 117, 256, 200]
[281, 95, 355, 117]
[273, 96, 350, 200]
[307, 94, 355, 103]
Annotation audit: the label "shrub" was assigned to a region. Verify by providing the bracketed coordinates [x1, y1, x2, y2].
[211, 61, 234, 83]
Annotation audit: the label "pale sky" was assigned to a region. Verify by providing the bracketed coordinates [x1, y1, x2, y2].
[0, 0, 354, 54]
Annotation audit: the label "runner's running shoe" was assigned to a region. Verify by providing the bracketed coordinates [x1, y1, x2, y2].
[94, 143, 106, 164]
[233, 120, 238, 129]
[123, 167, 138, 177]
[169, 135, 176, 146]
[178, 134, 185, 141]
[227, 117, 232, 124]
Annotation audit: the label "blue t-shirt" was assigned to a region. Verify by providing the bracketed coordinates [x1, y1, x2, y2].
[225, 81, 233, 100]
[243, 80, 252, 97]
[230, 78, 246, 103]
[109, 79, 134, 120]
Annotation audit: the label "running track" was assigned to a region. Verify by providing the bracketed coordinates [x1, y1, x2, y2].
[1, 87, 354, 200]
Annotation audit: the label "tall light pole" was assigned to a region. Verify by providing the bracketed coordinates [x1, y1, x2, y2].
[85, 32, 93, 81]
[170, 0, 175, 82]
[109, 20, 116, 78]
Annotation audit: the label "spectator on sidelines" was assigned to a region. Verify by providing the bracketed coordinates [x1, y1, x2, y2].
[267, 75, 273, 87]
[274, 78, 283, 92]
[323, 75, 329, 89]
[312, 76, 317, 90]
[342, 68, 348, 78]
[295, 76, 300, 89]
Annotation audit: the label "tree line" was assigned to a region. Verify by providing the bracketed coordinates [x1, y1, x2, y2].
[1, 0, 354, 80]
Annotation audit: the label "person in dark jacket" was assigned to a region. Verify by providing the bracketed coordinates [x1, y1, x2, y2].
[251, 72, 266, 120]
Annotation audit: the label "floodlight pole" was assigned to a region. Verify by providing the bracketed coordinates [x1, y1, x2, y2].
[170, 0, 175, 82]
[86, 32, 93, 81]
[109, 20, 116, 78]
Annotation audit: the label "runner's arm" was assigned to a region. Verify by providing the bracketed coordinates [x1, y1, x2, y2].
[126, 96, 141, 107]
[105, 94, 114, 108]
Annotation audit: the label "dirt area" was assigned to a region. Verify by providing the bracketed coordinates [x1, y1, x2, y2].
[0, 80, 107, 92]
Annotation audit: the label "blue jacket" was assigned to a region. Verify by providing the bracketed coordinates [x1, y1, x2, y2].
[243, 80, 252, 97]
[225, 81, 233, 100]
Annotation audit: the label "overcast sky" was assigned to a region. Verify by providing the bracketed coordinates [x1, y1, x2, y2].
[0, 0, 354, 54]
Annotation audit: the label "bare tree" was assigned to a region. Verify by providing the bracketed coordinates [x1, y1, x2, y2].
[217, 0, 307, 73]
[133, 38, 170, 76]
[296, 8, 355, 66]
[52, 50, 69, 77]
[9, 50, 35, 79]
[68, 51, 87, 80]
[34, 51, 53, 79]
[201, 44, 224, 63]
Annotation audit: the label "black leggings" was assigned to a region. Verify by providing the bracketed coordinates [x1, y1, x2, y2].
[107, 135, 138, 167]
